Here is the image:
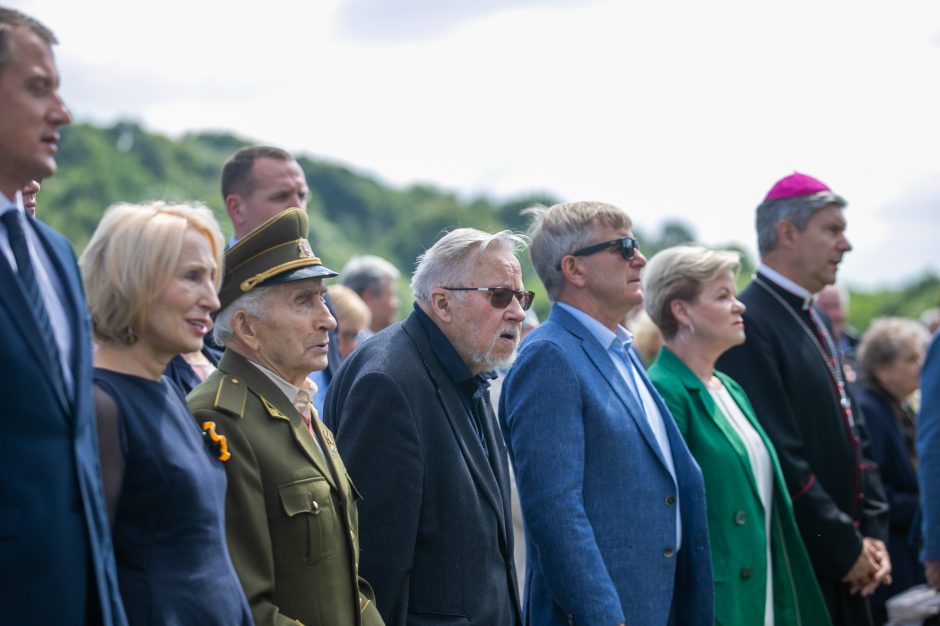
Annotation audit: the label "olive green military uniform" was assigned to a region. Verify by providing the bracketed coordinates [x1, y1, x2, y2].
[187, 208, 383, 626]
[188, 350, 383, 626]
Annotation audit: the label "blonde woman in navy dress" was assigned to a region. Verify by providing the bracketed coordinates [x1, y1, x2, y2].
[80, 201, 252, 625]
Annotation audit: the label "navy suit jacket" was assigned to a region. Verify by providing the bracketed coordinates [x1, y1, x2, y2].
[0, 216, 126, 625]
[500, 304, 713, 626]
[324, 311, 522, 626]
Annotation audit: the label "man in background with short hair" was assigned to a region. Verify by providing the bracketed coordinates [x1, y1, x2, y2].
[219, 145, 341, 412]
[341, 254, 402, 336]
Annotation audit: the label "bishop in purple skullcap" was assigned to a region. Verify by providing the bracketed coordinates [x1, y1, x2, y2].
[755, 171, 847, 256]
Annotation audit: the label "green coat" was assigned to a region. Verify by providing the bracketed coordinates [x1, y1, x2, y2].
[187, 350, 384, 626]
[649, 347, 830, 626]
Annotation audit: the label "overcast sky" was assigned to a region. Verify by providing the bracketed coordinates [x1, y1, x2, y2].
[14, 0, 940, 290]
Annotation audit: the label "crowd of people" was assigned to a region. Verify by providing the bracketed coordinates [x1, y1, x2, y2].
[3, 6, 940, 626]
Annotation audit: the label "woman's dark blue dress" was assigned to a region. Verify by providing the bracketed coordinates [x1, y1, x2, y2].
[93, 368, 252, 626]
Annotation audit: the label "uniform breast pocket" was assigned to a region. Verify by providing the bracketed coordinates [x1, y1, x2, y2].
[278, 476, 337, 565]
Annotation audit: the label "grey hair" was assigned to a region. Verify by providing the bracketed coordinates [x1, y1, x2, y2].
[856, 317, 929, 388]
[410, 228, 528, 306]
[756, 191, 847, 256]
[341, 255, 401, 297]
[526, 201, 632, 301]
[213, 285, 272, 347]
[643, 245, 740, 341]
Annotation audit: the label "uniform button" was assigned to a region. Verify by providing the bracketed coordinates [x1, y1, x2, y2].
[740, 567, 753, 580]
[734, 510, 747, 525]
[231, 378, 239, 384]
[665, 495, 676, 506]
[310, 499, 320, 513]
[663, 547, 674, 558]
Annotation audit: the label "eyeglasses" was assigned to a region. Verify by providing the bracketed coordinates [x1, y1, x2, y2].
[443, 287, 535, 311]
[558, 236, 639, 269]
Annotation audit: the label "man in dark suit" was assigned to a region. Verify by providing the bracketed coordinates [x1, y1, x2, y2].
[325, 228, 527, 625]
[500, 201, 713, 626]
[188, 208, 383, 626]
[219, 145, 341, 411]
[0, 8, 125, 625]
[718, 172, 891, 626]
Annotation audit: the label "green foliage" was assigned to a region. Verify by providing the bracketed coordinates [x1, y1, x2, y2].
[39, 120, 932, 328]
[848, 273, 940, 333]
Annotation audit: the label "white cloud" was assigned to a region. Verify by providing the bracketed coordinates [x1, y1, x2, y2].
[11, 0, 940, 288]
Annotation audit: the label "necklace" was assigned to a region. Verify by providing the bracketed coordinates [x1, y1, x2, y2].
[753, 275, 854, 427]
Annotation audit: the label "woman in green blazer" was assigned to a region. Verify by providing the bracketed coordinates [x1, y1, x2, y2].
[643, 245, 830, 626]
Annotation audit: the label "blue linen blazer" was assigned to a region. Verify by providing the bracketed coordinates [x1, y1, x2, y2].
[917, 334, 940, 562]
[0, 216, 126, 625]
[499, 304, 713, 626]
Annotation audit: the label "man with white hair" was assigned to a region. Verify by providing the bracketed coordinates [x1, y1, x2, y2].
[325, 228, 529, 626]
[187, 209, 383, 626]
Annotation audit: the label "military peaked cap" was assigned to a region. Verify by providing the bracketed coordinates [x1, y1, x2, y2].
[218, 208, 337, 313]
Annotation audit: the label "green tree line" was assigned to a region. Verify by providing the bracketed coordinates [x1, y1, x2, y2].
[40, 121, 938, 330]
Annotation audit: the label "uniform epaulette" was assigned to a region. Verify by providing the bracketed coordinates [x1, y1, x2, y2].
[210, 374, 248, 419]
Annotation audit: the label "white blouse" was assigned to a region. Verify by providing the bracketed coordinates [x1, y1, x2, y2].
[709, 381, 775, 626]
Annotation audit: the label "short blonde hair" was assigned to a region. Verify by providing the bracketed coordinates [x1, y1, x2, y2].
[329, 284, 371, 333]
[80, 201, 224, 344]
[643, 245, 740, 341]
[856, 317, 929, 388]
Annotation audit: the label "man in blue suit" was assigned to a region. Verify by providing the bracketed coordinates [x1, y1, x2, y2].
[0, 9, 125, 625]
[500, 201, 713, 626]
[918, 332, 940, 592]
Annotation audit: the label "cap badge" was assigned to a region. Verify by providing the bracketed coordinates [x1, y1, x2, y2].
[298, 240, 314, 259]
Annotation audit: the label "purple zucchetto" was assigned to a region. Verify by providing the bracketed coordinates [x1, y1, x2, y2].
[764, 172, 842, 202]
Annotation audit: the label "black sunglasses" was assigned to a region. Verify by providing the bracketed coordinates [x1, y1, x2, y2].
[558, 236, 639, 269]
[443, 287, 535, 311]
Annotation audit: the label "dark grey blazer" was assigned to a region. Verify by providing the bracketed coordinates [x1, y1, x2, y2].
[324, 312, 522, 626]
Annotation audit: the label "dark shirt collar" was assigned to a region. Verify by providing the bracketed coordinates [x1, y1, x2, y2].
[412, 302, 492, 397]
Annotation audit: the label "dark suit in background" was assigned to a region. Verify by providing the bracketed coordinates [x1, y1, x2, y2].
[0, 212, 126, 625]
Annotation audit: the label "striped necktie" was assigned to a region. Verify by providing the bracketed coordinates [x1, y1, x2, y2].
[2, 210, 63, 386]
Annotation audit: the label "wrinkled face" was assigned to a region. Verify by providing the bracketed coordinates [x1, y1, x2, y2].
[0, 28, 71, 197]
[444, 246, 526, 375]
[232, 157, 309, 237]
[579, 225, 648, 317]
[20, 179, 40, 216]
[682, 270, 746, 353]
[365, 278, 400, 331]
[143, 227, 220, 361]
[789, 205, 852, 293]
[249, 278, 337, 386]
[876, 345, 924, 400]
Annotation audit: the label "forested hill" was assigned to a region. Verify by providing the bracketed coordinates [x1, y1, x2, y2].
[40, 121, 938, 328]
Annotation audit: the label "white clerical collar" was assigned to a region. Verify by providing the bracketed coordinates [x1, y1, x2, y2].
[758, 263, 814, 308]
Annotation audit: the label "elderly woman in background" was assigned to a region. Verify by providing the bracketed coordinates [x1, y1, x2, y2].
[855, 317, 930, 623]
[644, 245, 829, 626]
[80, 202, 252, 625]
[328, 283, 372, 360]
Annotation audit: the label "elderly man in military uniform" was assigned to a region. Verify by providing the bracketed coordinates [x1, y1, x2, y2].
[187, 208, 383, 626]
